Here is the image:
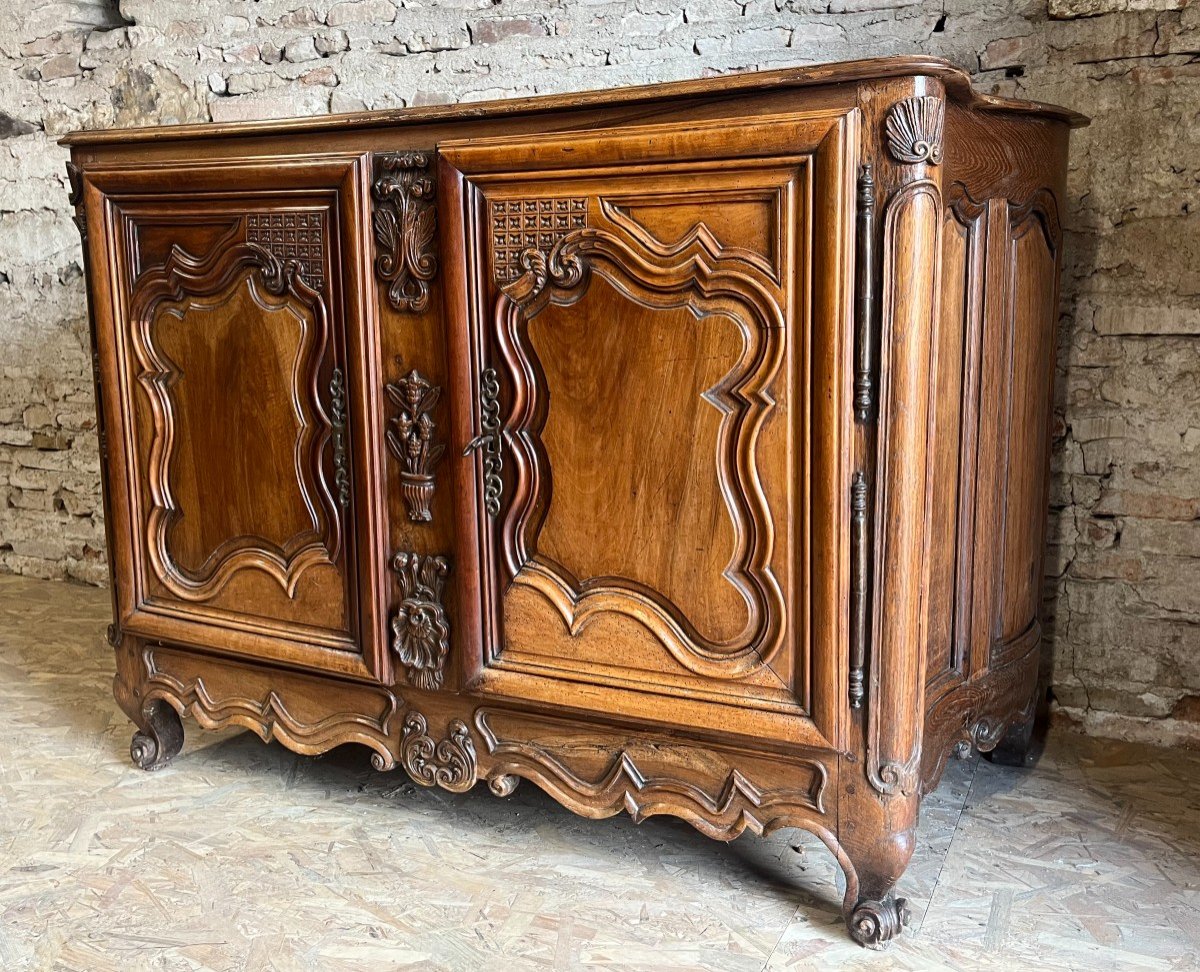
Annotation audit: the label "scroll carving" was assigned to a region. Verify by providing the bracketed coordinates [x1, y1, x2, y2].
[491, 197, 587, 290]
[849, 897, 910, 948]
[920, 621, 1041, 794]
[400, 711, 477, 792]
[390, 552, 451, 691]
[884, 96, 944, 166]
[372, 152, 437, 313]
[385, 366, 445, 523]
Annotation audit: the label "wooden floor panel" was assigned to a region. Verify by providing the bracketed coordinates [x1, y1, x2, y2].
[0, 572, 1195, 972]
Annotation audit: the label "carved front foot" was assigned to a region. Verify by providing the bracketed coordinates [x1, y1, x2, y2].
[984, 710, 1038, 767]
[488, 773, 519, 797]
[984, 692, 1043, 768]
[129, 699, 184, 771]
[847, 895, 910, 949]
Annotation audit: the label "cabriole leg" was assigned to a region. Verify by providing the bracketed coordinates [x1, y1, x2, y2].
[984, 683, 1044, 768]
[839, 817, 916, 948]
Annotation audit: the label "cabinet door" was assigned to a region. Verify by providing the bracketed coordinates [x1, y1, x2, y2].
[85, 158, 386, 680]
[441, 111, 854, 748]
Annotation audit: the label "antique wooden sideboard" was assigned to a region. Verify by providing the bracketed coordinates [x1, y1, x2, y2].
[62, 57, 1084, 946]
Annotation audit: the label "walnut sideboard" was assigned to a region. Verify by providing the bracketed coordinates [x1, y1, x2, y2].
[62, 57, 1085, 946]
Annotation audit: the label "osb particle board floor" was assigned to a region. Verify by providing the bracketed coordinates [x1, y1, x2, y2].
[0, 573, 1197, 972]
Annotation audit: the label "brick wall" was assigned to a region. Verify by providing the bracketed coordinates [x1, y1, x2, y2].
[2, 0, 1197, 745]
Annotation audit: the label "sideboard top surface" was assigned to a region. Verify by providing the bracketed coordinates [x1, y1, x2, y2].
[60, 55, 1088, 148]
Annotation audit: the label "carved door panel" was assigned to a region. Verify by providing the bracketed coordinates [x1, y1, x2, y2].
[86, 158, 386, 679]
[441, 111, 855, 748]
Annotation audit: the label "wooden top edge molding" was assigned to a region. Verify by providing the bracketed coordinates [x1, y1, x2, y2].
[60, 56, 1087, 148]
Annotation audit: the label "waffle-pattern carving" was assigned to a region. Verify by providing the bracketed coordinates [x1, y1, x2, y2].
[491, 198, 587, 283]
[246, 211, 325, 286]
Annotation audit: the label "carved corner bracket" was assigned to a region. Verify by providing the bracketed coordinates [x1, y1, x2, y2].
[372, 152, 438, 313]
[385, 365, 445, 522]
[400, 711, 477, 793]
[884, 96, 944, 166]
[245, 211, 326, 290]
[490, 197, 589, 309]
[390, 552, 451, 691]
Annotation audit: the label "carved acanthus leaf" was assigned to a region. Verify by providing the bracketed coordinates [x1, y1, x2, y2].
[372, 152, 438, 313]
[400, 711, 477, 792]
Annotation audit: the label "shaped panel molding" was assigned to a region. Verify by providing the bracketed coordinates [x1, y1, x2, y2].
[492, 220, 788, 680]
[475, 709, 827, 840]
[128, 233, 342, 602]
[134, 644, 399, 771]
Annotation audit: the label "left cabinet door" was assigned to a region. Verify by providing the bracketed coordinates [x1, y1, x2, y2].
[80, 157, 387, 680]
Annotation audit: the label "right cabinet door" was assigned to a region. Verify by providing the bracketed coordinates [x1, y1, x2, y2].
[440, 110, 855, 750]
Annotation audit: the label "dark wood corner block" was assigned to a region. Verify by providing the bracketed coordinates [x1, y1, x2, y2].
[63, 56, 1083, 947]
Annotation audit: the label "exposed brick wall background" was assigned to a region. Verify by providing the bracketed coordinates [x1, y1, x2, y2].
[1, 0, 1197, 745]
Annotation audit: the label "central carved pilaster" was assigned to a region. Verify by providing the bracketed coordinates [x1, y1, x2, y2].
[372, 152, 438, 313]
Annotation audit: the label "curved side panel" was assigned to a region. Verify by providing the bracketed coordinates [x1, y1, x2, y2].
[867, 180, 941, 798]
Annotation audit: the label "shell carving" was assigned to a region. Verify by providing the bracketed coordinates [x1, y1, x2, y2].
[884, 96, 944, 166]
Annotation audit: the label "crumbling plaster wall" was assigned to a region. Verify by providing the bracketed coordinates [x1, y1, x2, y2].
[1, 0, 1198, 744]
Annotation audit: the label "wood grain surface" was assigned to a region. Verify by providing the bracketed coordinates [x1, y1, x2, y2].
[65, 57, 1078, 948]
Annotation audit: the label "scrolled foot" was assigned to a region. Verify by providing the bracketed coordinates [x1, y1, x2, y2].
[130, 699, 184, 771]
[488, 773, 519, 797]
[847, 895, 910, 949]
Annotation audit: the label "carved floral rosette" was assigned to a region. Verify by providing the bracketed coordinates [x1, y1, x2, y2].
[390, 552, 451, 691]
